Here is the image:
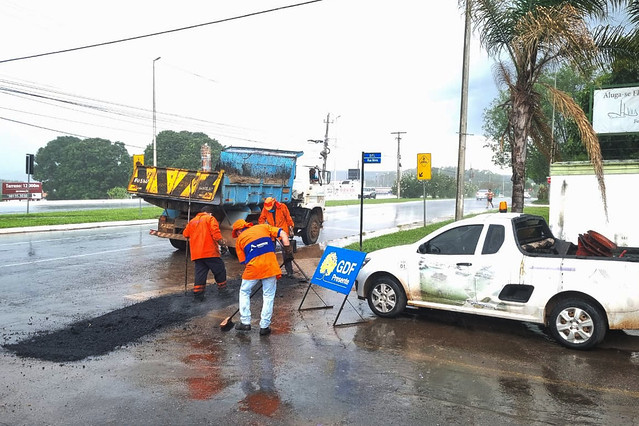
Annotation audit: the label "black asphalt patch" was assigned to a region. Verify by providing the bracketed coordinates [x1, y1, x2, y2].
[4, 280, 243, 362]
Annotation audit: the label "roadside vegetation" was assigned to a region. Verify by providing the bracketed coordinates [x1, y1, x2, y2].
[344, 206, 549, 253]
[0, 207, 163, 229]
[326, 198, 423, 207]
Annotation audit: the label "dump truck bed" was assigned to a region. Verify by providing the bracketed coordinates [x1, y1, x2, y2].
[127, 147, 302, 208]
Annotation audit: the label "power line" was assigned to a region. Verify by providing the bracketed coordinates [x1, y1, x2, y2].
[0, 78, 264, 142]
[0, 0, 324, 64]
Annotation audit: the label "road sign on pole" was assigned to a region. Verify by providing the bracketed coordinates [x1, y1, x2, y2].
[417, 153, 431, 180]
[363, 152, 381, 164]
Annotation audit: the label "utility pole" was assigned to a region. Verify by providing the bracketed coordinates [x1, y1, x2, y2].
[322, 113, 332, 182]
[455, 0, 471, 221]
[391, 131, 406, 199]
[152, 56, 161, 167]
[308, 113, 335, 183]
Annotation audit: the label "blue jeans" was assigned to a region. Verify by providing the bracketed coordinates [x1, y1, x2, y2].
[239, 276, 277, 329]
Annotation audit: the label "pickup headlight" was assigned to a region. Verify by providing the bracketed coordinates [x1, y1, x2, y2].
[361, 257, 371, 268]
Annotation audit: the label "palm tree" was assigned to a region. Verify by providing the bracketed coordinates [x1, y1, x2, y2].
[463, 0, 638, 213]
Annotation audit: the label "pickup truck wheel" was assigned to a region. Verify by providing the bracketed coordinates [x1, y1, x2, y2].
[367, 277, 407, 318]
[548, 299, 607, 350]
[169, 238, 187, 251]
[301, 212, 321, 245]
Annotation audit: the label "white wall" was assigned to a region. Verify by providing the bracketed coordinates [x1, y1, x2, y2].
[549, 160, 639, 247]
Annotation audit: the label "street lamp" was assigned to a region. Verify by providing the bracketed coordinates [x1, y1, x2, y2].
[152, 56, 161, 166]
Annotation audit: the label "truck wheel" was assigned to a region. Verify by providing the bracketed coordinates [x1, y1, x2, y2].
[169, 238, 187, 251]
[367, 276, 407, 318]
[548, 298, 607, 350]
[301, 212, 321, 245]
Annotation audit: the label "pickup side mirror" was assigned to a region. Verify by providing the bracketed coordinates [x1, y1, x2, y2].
[418, 242, 440, 254]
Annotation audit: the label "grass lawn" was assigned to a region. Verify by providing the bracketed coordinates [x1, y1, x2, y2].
[326, 198, 422, 207]
[0, 207, 164, 229]
[344, 206, 550, 252]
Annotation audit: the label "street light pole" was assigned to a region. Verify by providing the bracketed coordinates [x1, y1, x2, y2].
[454, 0, 471, 221]
[152, 56, 161, 167]
[391, 131, 406, 199]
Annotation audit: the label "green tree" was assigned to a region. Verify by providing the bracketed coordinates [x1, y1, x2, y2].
[107, 187, 130, 199]
[482, 66, 592, 184]
[392, 170, 458, 199]
[464, 0, 638, 213]
[34, 137, 131, 200]
[144, 130, 224, 169]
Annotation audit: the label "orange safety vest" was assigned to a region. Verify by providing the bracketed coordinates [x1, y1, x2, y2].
[258, 202, 294, 230]
[235, 224, 283, 280]
[182, 212, 223, 260]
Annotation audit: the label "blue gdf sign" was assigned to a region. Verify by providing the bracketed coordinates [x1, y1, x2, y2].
[311, 246, 367, 295]
[363, 152, 381, 164]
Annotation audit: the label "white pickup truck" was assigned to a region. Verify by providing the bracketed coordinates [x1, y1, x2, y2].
[355, 212, 639, 349]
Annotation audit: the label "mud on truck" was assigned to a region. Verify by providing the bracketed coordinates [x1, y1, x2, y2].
[127, 146, 327, 253]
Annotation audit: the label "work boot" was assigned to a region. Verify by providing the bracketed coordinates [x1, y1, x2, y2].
[194, 292, 205, 302]
[235, 323, 251, 331]
[259, 327, 271, 336]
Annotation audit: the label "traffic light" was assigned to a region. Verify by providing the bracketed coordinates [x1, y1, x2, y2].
[26, 153, 35, 175]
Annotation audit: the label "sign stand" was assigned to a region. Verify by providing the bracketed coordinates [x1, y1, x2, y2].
[300, 246, 368, 328]
[332, 291, 367, 327]
[298, 283, 333, 311]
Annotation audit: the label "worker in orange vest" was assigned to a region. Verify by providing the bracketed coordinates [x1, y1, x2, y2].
[182, 205, 228, 300]
[258, 197, 295, 275]
[232, 219, 293, 336]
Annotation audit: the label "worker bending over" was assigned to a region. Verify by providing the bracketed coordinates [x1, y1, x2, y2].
[258, 197, 295, 275]
[231, 219, 293, 336]
[182, 205, 228, 300]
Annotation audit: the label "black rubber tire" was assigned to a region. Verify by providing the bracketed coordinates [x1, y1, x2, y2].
[169, 238, 187, 251]
[301, 212, 321, 245]
[548, 298, 607, 350]
[367, 276, 407, 318]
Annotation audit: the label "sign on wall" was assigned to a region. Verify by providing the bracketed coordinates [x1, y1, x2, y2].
[592, 86, 639, 134]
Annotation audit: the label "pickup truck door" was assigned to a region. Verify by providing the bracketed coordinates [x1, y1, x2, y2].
[417, 224, 484, 306]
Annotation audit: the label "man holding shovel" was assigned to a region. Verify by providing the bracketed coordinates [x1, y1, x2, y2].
[258, 197, 295, 276]
[182, 205, 228, 300]
[231, 219, 293, 336]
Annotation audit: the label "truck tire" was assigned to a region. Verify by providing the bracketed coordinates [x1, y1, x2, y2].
[301, 212, 321, 245]
[548, 298, 607, 350]
[169, 238, 187, 251]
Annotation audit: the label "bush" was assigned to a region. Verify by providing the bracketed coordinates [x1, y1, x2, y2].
[107, 187, 130, 199]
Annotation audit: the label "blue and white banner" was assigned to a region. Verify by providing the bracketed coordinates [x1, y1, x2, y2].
[311, 246, 367, 295]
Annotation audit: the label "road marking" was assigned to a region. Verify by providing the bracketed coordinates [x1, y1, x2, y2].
[0, 230, 139, 247]
[0, 243, 166, 268]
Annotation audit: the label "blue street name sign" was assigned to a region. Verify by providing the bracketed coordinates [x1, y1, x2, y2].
[311, 246, 367, 295]
[363, 152, 381, 163]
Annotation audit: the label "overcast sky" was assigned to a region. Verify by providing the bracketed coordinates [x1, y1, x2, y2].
[0, 0, 506, 182]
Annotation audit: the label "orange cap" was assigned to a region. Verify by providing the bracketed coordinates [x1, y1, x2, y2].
[232, 219, 253, 237]
[263, 197, 276, 210]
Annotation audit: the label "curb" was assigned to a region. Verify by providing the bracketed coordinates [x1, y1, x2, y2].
[0, 219, 157, 235]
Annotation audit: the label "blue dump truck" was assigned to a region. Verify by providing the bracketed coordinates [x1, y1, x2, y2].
[127, 146, 327, 252]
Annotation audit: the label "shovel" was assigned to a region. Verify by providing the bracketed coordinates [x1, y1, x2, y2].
[219, 283, 263, 332]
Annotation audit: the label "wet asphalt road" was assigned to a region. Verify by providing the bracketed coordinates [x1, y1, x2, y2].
[3, 223, 639, 423]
